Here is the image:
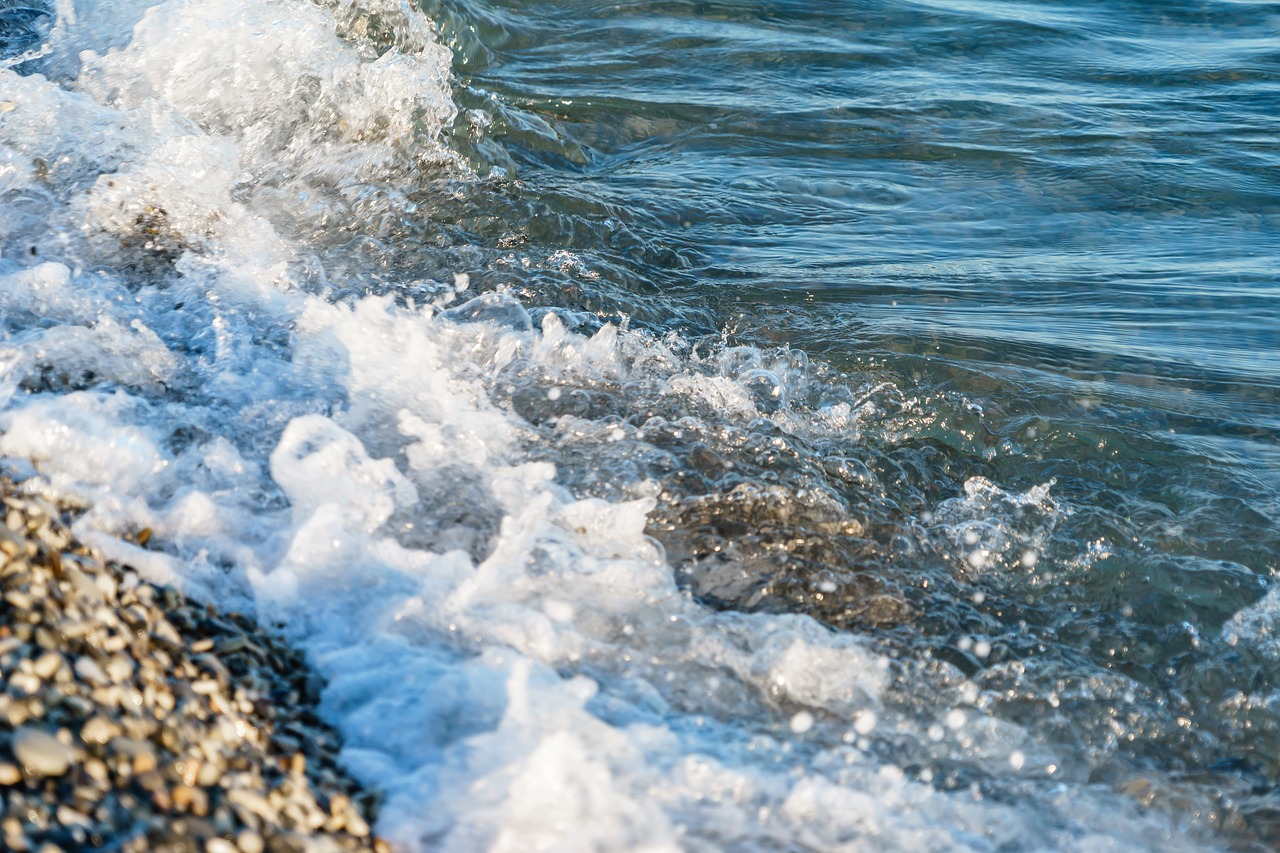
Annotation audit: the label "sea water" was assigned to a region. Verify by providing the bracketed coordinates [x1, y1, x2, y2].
[1, 0, 1278, 849]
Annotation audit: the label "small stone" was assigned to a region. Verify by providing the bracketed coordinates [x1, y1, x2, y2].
[31, 651, 63, 679]
[2, 816, 27, 852]
[174, 784, 210, 816]
[0, 762, 21, 785]
[105, 654, 135, 683]
[12, 727, 76, 777]
[83, 758, 109, 783]
[237, 830, 265, 853]
[56, 805, 93, 829]
[344, 807, 370, 839]
[59, 618, 89, 639]
[227, 788, 277, 824]
[8, 671, 41, 695]
[81, 716, 123, 745]
[3, 698, 30, 727]
[74, 656, 110, 686]
[206, 839, 236, 853]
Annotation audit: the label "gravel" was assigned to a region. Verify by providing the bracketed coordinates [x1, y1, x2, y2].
[0, 480, 389, 853]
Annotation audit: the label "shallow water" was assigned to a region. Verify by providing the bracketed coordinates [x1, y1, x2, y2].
[2, 0, 1279, 849]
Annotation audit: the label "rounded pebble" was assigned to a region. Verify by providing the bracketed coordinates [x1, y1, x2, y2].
[12, 727, 76, 777]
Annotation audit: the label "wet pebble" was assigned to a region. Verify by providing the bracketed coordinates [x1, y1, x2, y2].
[12, 727, 76, 777]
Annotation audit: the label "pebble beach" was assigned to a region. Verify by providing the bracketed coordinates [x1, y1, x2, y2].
[0, 480, 384, 853]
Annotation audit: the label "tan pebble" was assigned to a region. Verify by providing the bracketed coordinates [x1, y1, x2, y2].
[236, 830, 264, 853]
[58, 619, 88, 639]
[197, 759, 222, 787]
[344, 807, 371, 838]
[55, 805, 92, 829]
[9, 671, 41, 696]
[0, 762, 21, 785]
[373, 839, 392, 853]
[134, 751, 158, 775]
[94, 572, 117, 600]
[179, 758, 201, 787]
[192, 679, 221, 695]
[2, 821, 27, 852]
[191, 638, 215, 653]
[34, 628, 62, 652]
[37, 844, 62, 853]
[90, 685, 122, 708]
[206, 840, 237, 853]
[172, 783, 195, 810]
[227, 788, 276, 823]
[83, 759, 109, 784]
[31, 651, 63, 680]
[3, 699, 31, 727]
[81, 716, 123, 745]
[74, 656, 110, 686]
[105, 654, 135, 683]
[12, 727, 76, 777]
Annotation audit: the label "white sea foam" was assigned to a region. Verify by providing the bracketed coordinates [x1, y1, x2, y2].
[0, 1, 1218, 849]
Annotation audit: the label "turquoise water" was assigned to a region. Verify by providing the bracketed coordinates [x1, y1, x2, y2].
[2, 0, 1279, 847]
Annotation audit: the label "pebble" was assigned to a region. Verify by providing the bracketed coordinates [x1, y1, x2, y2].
[12, 727, 76, 777]
[238, 829, 266, 853]
[80, 715, 121, 745]
[74, 656, 110, 686]
[31, 651, 62, 679]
